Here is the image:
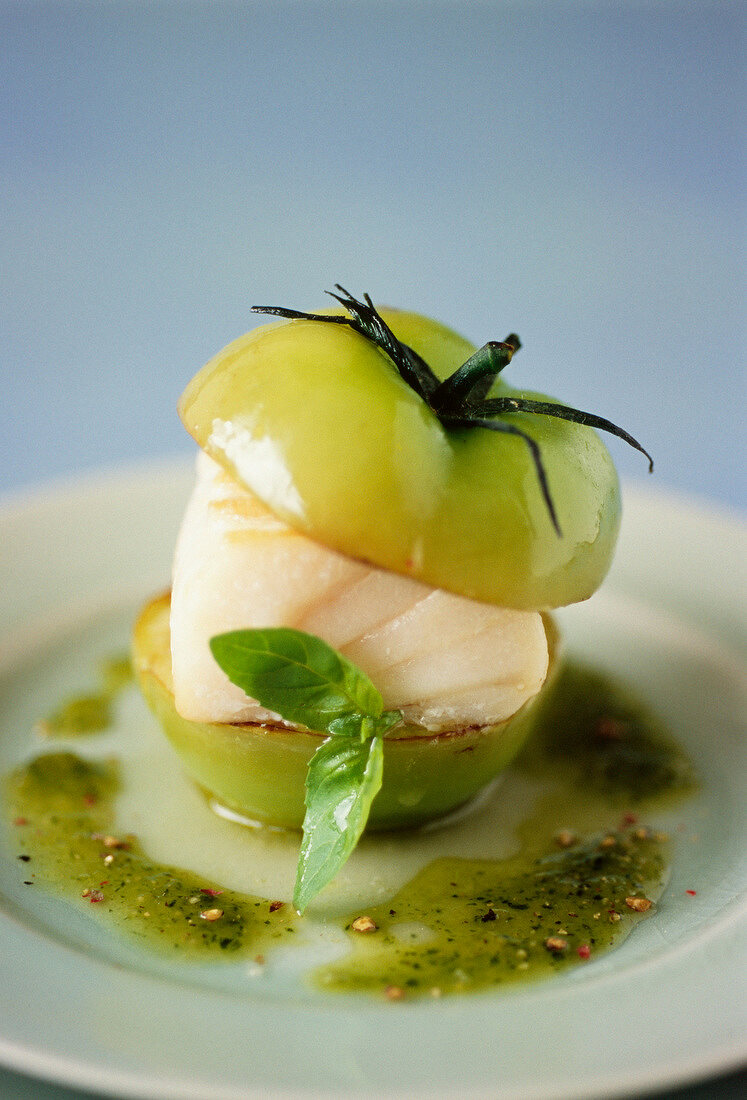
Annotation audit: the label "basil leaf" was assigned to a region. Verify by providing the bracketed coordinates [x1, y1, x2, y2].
[327, 709, 402, 740]
[293, 734, 384, 913]
[210, 626, 400, 908]
[209, 627, 384, 731]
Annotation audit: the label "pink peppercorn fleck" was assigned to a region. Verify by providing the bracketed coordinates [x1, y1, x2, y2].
[577, 944, 591, 960]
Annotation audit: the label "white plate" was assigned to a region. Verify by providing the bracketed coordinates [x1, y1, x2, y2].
[0, 458, 745, 1100]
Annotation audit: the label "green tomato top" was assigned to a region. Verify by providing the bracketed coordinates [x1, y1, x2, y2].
[178, 306, 621, 610]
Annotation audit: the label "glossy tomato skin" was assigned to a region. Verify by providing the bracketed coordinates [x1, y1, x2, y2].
[179, 309, 620, 610]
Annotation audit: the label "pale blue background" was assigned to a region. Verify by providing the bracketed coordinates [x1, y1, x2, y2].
[1, 2, 745, 1097]
[1, 0, 745, 509]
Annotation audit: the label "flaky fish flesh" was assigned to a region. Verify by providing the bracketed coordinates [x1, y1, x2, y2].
[171, 453, 549, 731]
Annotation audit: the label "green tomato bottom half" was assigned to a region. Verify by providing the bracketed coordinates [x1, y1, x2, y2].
[133, 593, 558, 832]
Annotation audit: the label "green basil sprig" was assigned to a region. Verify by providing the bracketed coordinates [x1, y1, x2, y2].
[209, 628, 401, 912]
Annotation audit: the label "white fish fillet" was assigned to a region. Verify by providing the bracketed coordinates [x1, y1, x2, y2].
[170, 453, 549, 730]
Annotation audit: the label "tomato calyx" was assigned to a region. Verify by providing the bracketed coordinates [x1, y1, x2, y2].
[252, 286, 653, 536]
[253, 285, 441, 404]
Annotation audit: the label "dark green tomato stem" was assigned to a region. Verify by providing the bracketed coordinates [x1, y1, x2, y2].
[430, 341, 518, 416]
[470, 398, 654, 473]
[460, 334, 522, 406]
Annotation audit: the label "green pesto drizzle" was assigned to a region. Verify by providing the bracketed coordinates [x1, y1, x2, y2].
[314, 662, 696, 997]
[519, 661, 696, 805]
[5, 752, 298, 956]
[36, 653, 134, 738]
[317, 829, 665, 996]
[4, 661, 696, 991]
